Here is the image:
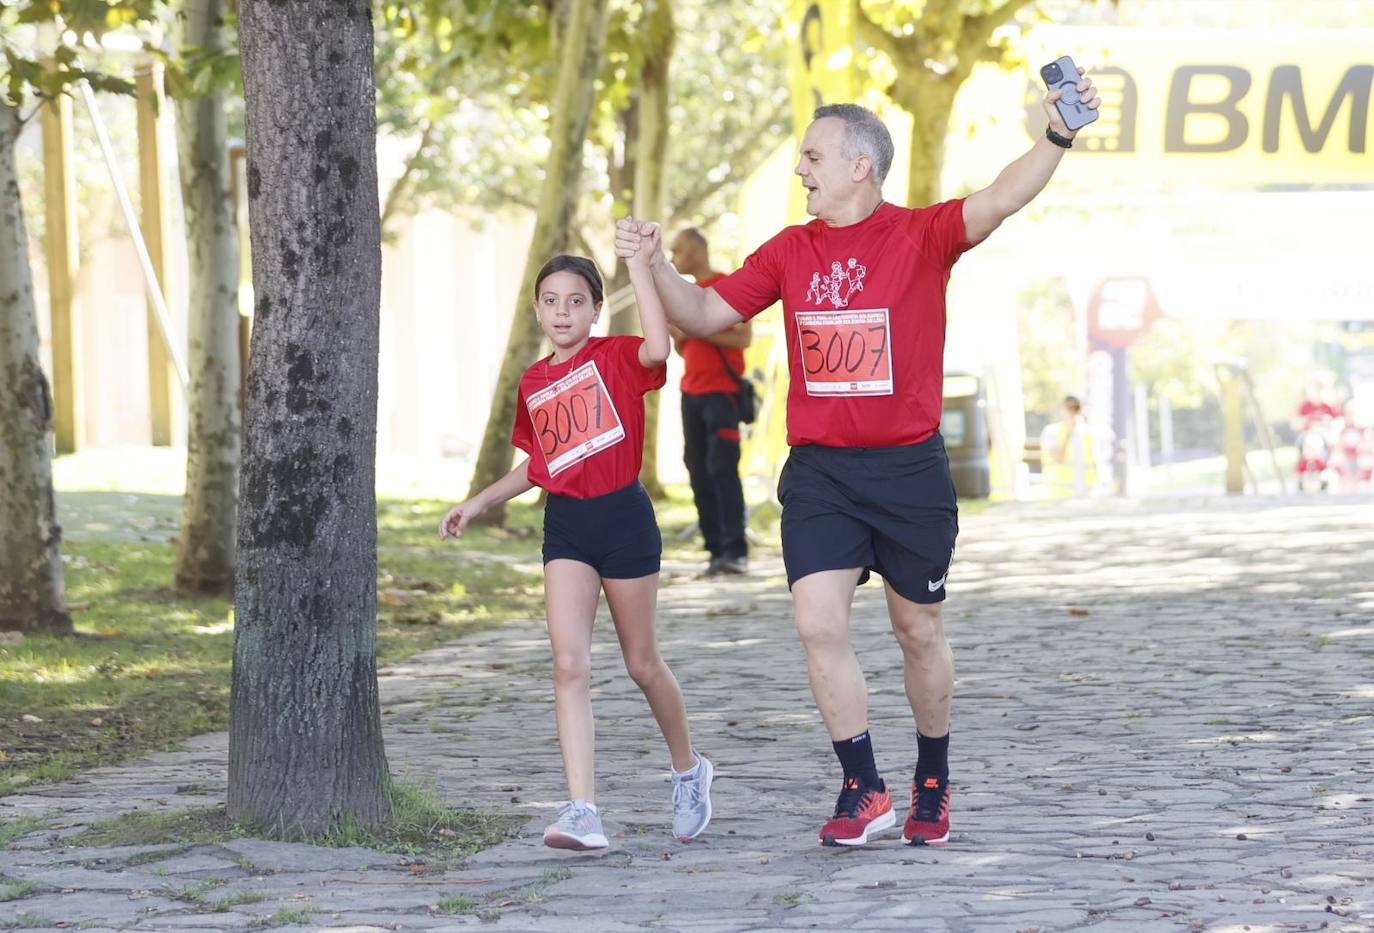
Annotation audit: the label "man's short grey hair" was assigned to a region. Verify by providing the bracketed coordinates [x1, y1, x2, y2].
[813, 103, 894, 188]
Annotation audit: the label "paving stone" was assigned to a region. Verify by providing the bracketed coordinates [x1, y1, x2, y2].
[219, 839, 400, 873]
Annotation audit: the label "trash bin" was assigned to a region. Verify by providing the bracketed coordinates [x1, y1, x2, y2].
[942, 373, 990, 499]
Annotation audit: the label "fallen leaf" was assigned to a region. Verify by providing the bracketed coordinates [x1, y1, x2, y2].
[1067, 608, 1090, 617]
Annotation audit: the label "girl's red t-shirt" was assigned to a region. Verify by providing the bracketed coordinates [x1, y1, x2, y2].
[512, 336, 666, 498]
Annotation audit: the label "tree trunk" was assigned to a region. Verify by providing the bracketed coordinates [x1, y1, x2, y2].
[230, 0, 389, 836]
[898, 78, 959, 209]
[851, 0, 1038, 209]
[606, 96, 639, 338]
[0, 102, 73, 636]
[172, 0, 240, 596]
[465, 0, 612, 523]
[633, 0, 674, 500]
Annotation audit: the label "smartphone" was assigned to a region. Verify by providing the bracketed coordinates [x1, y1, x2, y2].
[1040, 55, 1097, 131]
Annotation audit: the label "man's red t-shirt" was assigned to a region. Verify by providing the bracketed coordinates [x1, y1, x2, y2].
[512, 336, 666, 498]
[713, 199, 973, 448]
[679, 272, 745, 396]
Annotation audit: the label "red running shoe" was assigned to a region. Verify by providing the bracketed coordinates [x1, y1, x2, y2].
[903, 775, 950, 846]
[818, 776, 895, 847]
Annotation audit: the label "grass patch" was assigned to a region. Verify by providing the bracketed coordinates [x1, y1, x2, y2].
[308, 780, 523, 869]
[209, 890, 267, 912]
[11, 912, 53, 929]
[168, 879, 224, 904]
[0, 878, 39, 901]
[114, 845, 193, 868]
[67, 806, 234, 849]
[0, 815, 52, 847]
[436, 894, 477, 915]
[266, 906, 312, 926]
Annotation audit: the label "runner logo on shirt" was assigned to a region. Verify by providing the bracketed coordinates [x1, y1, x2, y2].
[526, 361, 625, 476]
[806, 258, 867, 309]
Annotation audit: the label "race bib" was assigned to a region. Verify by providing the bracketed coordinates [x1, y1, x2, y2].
[795, 308, 893, 396]
[526, 361, 625, 476]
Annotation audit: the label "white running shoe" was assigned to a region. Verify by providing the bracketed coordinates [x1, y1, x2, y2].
[543, 800, 609, 851]
[672, 754, 714, 841]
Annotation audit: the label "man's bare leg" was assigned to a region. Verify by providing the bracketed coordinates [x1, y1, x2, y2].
[884, 587, 954, 737]
[794, 568, 897, 846]
[885, 583, 955, 846]
[791, 568, 867, 738]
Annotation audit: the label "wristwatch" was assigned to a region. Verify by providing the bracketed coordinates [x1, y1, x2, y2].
[1045, 125, 1074, 149]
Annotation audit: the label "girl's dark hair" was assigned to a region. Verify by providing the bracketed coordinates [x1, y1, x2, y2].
[533, 255, 604, 306]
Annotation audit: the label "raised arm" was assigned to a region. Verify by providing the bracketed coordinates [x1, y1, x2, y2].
[615, 218, 744, 337]
[962, 67, 1099, 244]
[624, 221, 672, 368]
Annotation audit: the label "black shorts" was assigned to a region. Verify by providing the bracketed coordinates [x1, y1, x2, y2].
[543, 481, 662, 579]
[777, 435, 958, 604]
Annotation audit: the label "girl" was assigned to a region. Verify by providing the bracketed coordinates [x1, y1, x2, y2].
[439, 239, 713, 850]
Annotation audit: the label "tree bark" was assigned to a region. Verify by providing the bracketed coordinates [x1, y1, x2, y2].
[606, 95, 639, 338]
[465, 0, 612, 522]
[230, 0, 389, 836]
[633, 0, 674, 499]
[0, 101, 73, 636]
[172, 0, 240, 596]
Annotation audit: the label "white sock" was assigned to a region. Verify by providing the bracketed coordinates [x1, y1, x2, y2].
[672, 753, 701, 779]
[571, 798, 598, 812]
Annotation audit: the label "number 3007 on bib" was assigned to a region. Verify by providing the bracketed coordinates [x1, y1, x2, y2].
[794, 308, 893, 396]
[525, 361, 625, 476]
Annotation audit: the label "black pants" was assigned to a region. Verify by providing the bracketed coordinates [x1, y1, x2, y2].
[682, 392, 747, 560]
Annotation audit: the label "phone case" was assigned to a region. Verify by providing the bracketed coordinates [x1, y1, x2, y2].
[1040, 55, 1097, 131]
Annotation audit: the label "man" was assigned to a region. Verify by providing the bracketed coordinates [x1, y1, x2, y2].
[617, 72, 1099, 847]
[1040, 395, 1097, 497]
[669, 228, 752, 576]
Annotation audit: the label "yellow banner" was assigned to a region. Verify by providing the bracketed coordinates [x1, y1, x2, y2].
[947, 28, 1374, 189]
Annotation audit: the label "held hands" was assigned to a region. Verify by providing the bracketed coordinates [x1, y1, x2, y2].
[437, 499, 485, 540]
[614, 217, 662, 269]
[1043, 66, 1100, 137]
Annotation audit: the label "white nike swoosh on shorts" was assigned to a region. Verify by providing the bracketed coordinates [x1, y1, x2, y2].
[928, 576, 946, 592]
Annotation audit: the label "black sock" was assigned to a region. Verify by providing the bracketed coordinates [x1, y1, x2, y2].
[916, 732, 949, 784]
[833, 731, 882, 788]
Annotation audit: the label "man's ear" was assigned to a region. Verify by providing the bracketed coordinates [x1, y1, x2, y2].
[853, 154, 872, 183]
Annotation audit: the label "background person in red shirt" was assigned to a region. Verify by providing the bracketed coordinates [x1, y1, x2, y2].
[617, 68, 1098, 849]
[668, 227, 753, 576]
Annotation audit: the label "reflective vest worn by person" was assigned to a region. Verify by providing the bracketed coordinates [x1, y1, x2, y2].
[1040, 419, 1097, 497]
